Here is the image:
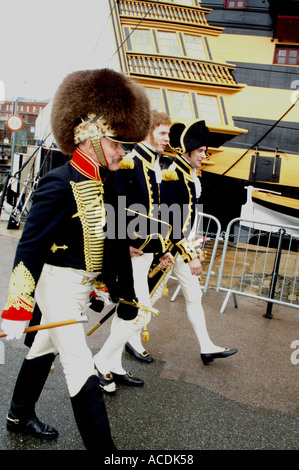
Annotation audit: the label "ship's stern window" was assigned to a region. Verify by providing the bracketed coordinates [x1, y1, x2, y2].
[274, 46, 299, 66]
[224, 0, 246, 8]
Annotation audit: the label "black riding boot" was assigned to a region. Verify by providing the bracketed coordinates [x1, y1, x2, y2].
[70, 374, 116, 451]
[7, 353, 58, 439]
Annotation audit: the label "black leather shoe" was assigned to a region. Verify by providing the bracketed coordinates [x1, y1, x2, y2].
[125, 342, 153, 363]
[6, 412, 58, 440]
[201, 348, 238, 365]
[112, 371, 144, 387]
[97, 371, 116, 395]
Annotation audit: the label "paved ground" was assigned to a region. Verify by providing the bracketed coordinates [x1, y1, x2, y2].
[0, 222, 298, 457]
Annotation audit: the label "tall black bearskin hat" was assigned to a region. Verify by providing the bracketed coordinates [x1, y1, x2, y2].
[50, 68, 151, 164]
[169, 120, 209, 154]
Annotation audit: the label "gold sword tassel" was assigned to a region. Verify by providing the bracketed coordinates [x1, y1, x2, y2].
[142, 311, 149, 342]
[119, 298, 159, 342]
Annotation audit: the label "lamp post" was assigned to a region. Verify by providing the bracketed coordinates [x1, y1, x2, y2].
[6, 98, 23, 172]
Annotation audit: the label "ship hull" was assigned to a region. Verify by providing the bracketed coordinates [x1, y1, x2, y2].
[200, 148, 299, 234]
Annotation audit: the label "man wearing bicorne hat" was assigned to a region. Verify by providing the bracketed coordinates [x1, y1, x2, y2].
[128, 119, 238, 367]
[0, 68, 151, 450]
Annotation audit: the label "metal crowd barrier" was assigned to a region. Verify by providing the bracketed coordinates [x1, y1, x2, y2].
[216, 218, 299, 317]
[170, 210, 222, 300]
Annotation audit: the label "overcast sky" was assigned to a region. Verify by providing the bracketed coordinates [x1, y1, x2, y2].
[1, 0, 119, 101]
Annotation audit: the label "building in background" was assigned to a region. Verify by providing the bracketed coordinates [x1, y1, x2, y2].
[0, 98, 48, 146]
[0, 98, 48, 167]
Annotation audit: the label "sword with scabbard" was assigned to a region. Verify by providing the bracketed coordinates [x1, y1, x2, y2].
[148, 239, 206, 290]
[0, 316, 89, 338]
[87, 207, 169, 339]
[86, 300, 159, 341]
[148, 251, 179, 279]
[86, 305, 117, 336]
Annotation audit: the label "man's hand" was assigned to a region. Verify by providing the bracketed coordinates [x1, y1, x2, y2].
[196, 248, 205, 262]
[188, 257, 202, 276]
[1, 319, 28, 341]
[129, 246, 143, 257]
[159, 252, 174, 270]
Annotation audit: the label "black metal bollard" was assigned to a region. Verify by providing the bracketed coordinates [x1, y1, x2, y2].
[264, 228, 286, 319]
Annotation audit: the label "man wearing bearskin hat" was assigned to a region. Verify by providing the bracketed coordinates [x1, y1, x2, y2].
[127, 119, 238, 367]
[0, 68, 151, 450]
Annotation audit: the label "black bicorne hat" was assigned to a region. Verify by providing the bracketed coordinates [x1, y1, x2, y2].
[169, 120, 209, 154]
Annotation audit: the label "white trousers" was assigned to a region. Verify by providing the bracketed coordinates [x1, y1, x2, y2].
[26, 264, 98, 397]
[93, 253, 154, 375]
[129, 254, 221, 354]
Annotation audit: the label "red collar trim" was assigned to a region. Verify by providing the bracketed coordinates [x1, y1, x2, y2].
[70, 148, 101, 181]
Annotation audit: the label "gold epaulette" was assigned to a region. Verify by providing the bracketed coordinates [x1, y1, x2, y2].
[162, 169, 179, 181]
[93, 280, 109, 292]
[119, 157, 135, 169]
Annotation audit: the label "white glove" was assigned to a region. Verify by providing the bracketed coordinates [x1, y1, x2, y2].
[1, 319, 28, 341]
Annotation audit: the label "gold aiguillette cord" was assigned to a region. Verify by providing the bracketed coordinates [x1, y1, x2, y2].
[119, 298, 159, 342]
